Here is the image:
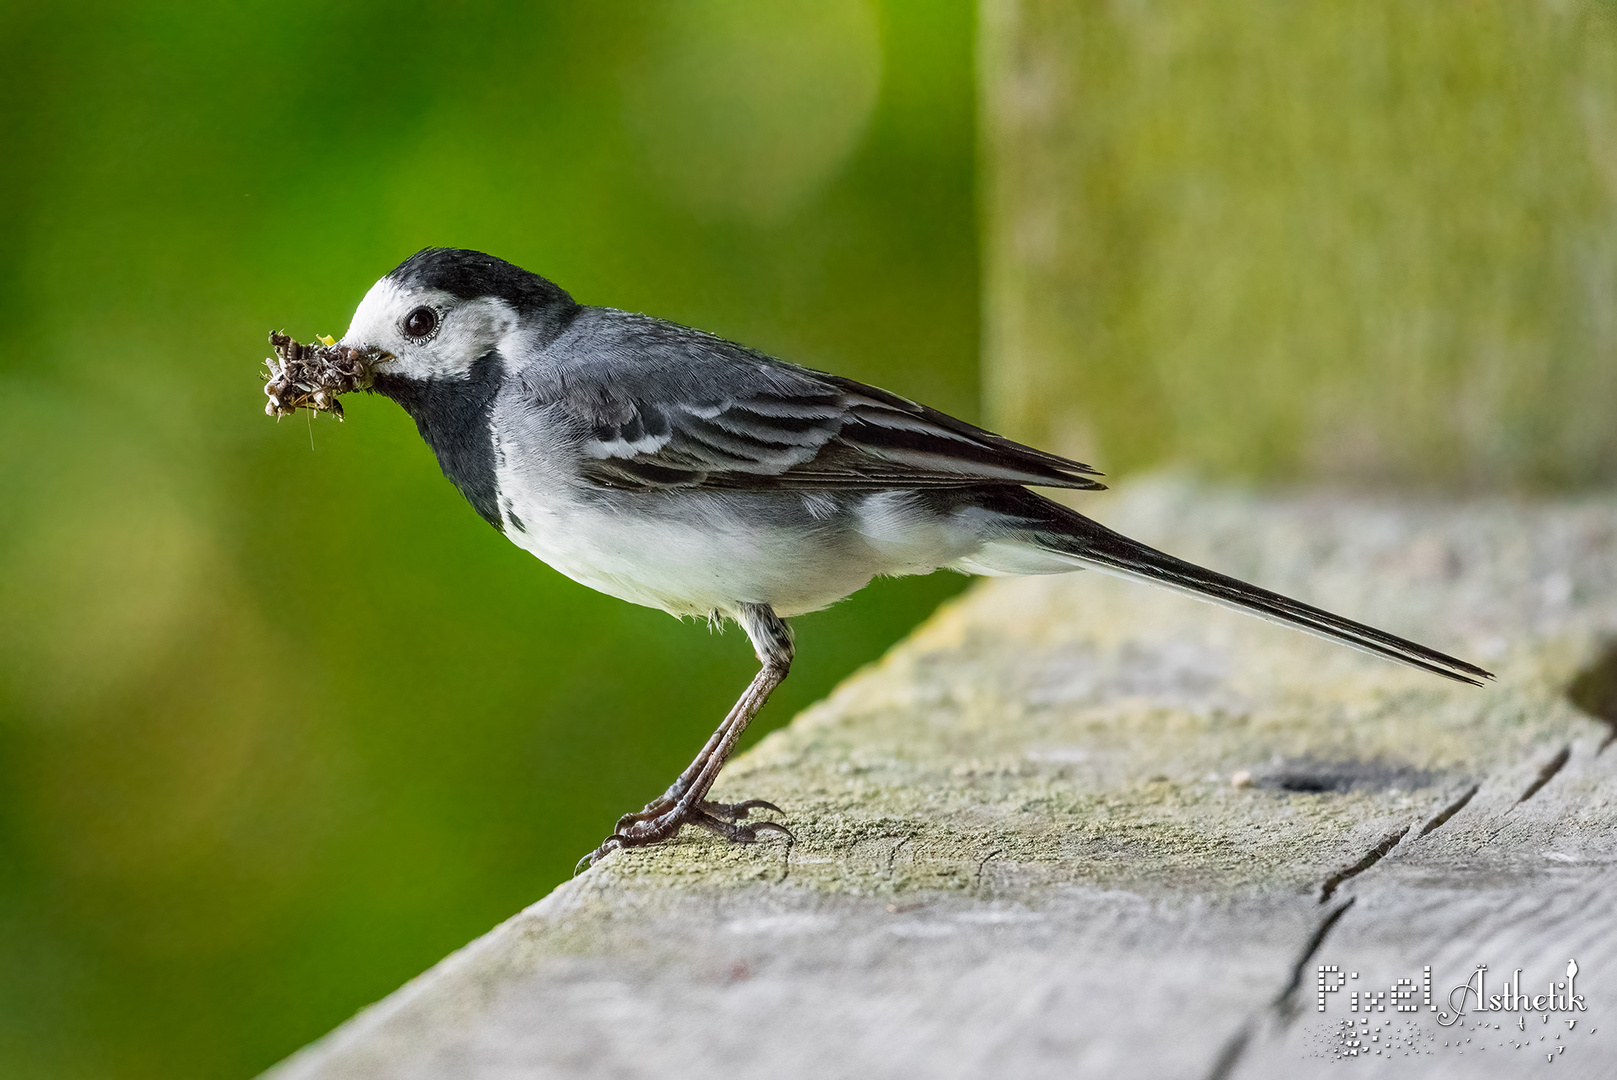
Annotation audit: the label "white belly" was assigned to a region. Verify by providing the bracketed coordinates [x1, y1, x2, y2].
[496, 470, 982, 618]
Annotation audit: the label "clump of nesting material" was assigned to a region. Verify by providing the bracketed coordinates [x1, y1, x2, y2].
[262, 331, 376, 420]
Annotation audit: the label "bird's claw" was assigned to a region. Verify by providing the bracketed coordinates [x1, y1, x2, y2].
[691, 811, 794, 844]
[702, 798, 784, 822]
[578, 798, 789, 872]
[575, 834, 624, 875]
[614, 796, 781, 833]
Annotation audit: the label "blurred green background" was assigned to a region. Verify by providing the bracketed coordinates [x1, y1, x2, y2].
[10, 0, 1617, 1076]
[0, 2, 978, 1077]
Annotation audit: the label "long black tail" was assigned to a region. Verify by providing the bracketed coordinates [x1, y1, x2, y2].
[1001, 489, 1493, 687]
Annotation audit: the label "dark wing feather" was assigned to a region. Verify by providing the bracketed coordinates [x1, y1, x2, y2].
[571, 375, 1105, 492]
[520, 308, 1104, 492]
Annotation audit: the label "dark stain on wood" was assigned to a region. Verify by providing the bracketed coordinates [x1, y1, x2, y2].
[1568, 640, 1617, 752]
[1261, 758, 1436, 795]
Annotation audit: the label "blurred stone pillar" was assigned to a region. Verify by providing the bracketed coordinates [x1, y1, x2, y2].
[979, 0, 1617, 489]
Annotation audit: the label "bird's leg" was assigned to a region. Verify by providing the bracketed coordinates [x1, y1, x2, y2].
[610, 608, 789, 831]
[613, 710, 733, 829]
[582, 605, 793, 868]
[612, 732, 782, 829]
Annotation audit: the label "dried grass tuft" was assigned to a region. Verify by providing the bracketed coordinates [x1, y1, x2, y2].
[263, 331, 378, 421]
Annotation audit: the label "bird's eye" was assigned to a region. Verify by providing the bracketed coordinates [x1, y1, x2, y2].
[403, 306, 438, 338]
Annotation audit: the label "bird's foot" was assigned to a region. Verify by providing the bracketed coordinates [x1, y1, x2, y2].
[614, 796, 781, 833]
[578, 799, 790, 873]
[703, 798, 784, 822]
[611, 782, 686, 832]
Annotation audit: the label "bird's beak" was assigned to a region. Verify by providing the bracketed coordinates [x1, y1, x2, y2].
[340, 340, 395, 371]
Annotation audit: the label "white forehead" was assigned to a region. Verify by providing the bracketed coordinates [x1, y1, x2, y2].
[343, 277, 447, 342]
[342, 275, 522, 380]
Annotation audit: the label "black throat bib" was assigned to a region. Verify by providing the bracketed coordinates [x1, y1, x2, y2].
[372, 352, 505, 530]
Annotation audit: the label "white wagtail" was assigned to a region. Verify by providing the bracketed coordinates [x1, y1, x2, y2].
[314, 248, 1491, 868]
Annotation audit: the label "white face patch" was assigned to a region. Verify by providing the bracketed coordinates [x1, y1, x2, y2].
[341, 276, 521, 382]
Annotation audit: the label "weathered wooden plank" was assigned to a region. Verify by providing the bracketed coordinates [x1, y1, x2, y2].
[266, 483, 1617, 1079]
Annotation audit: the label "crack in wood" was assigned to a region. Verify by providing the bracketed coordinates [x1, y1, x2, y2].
[1474, 746, 1570, 849]
[776, 833, 794, 883]
[1273, 898, 1356, 1014]
[1517, 745, 1571, 804]
[973, 849, 1002, 892]
[1417, 783, 1480, 837]
[888, 837, 909, 874]
[1201, 1023, 1252, 1080]
[868, 835, 908, 876]
[1202, 898, 1358, 1080]
[1318, 826, 1409, 903]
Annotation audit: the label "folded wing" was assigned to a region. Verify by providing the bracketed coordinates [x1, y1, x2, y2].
[565, 372, 1105, 493]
